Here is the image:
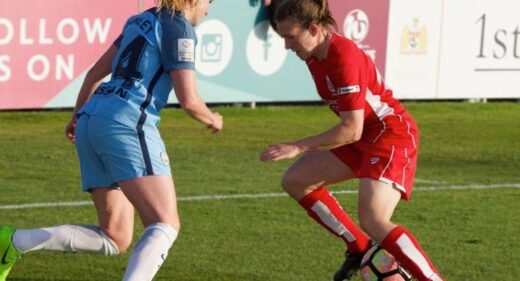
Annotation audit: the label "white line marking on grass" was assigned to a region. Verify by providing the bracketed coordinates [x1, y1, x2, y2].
[180, 192, 288, 201]
[1, 183, 519, 210]
[414, 178, 444, 184]
[0, 201, 93, 210]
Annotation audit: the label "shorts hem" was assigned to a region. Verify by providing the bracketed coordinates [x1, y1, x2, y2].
[82, 184, 119, 193]
[114, 172, 172, 183]
[379, 176, 411, 200]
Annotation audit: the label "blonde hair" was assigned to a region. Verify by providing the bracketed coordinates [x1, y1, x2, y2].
[156, 0, 198, 12]
[275, 0, 336, 29]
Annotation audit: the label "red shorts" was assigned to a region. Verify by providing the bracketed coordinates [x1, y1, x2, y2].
[331, 142, 417, 200]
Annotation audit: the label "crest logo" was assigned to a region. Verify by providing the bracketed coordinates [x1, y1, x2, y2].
[178, 38, 195, 62]
[160, 152, 170, 166]
[400, 17, 428, 55]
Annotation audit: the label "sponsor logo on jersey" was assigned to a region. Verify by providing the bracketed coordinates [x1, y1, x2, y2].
[178, 38, 195, 62]
[337, 85, 361, 95]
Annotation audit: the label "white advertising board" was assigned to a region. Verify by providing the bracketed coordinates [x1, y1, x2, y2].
[385, 0, 443, 99]
[438, 0, 520, 99]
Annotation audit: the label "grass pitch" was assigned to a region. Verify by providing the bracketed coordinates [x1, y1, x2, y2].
[0, 102, 519, 280]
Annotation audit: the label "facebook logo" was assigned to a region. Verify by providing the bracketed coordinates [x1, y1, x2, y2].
[247, 20, 287, 76]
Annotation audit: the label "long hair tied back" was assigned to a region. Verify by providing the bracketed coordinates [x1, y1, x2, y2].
[275, 0, 336, 29]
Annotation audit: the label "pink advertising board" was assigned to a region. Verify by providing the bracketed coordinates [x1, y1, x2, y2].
[329, 0, 390, 76]
[0, 0, 139, 109]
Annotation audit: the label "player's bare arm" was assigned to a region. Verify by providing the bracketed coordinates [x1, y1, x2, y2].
[260, 109, 364, 161]
[65, 45, 117, 143]
[170, 69, 223, 133]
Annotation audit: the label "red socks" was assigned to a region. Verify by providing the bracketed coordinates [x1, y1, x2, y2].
[298, 187, 370, 253]
[381, 226, 444, 281]
[298, 188, 444, 280]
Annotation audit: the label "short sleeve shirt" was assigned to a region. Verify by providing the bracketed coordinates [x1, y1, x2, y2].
[306, 33, 418, 148]
[78, 8, 197, 128]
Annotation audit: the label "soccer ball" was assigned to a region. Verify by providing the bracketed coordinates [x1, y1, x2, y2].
[360, 245, 413, 281]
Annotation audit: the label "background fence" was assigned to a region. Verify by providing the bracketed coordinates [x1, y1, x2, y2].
[0, 0, 519, 110]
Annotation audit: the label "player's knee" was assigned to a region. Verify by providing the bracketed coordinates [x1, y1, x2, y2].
[139, 207, 180, 232]
[359, 218, 373, 237]
[282, 172, 322, 201]
[113, 236, 132, 254]
[147, 222, 179, 247]
[281, 171, 303, 192]
[152, 216, 181, 234]
[359, 214, 394, 242]
[358, 214, 381, 238]
[102, 228, 133, 254]
[169, 221, 180, 234]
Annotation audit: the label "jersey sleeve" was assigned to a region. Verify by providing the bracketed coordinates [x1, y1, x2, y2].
[160, 16, 196, 72]
[112, 26, 127, 49]
[113, 34, 124, 48]
[113, 16, 137, 49]
[330, 60, 367, 112]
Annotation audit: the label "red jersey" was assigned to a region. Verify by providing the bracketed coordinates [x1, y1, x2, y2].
[307, 33, 418, 148]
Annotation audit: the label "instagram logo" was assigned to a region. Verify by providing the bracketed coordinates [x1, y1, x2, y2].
[201, 34, 222, 62]
[195, 19, 233, 76]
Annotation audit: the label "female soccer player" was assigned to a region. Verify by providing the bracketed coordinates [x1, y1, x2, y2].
[0, 0, 221, 280]
[259, 1, 444, 280]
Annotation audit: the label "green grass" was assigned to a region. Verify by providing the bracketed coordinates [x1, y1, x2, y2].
[0, 102, 519, 280]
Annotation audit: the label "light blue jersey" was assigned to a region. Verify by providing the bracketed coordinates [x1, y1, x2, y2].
[78, 8, 197, 128]
[75, 8, 196, 190]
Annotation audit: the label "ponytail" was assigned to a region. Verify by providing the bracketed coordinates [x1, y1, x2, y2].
[315, 0, 335, 27]
[275, 0, 337, 29]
